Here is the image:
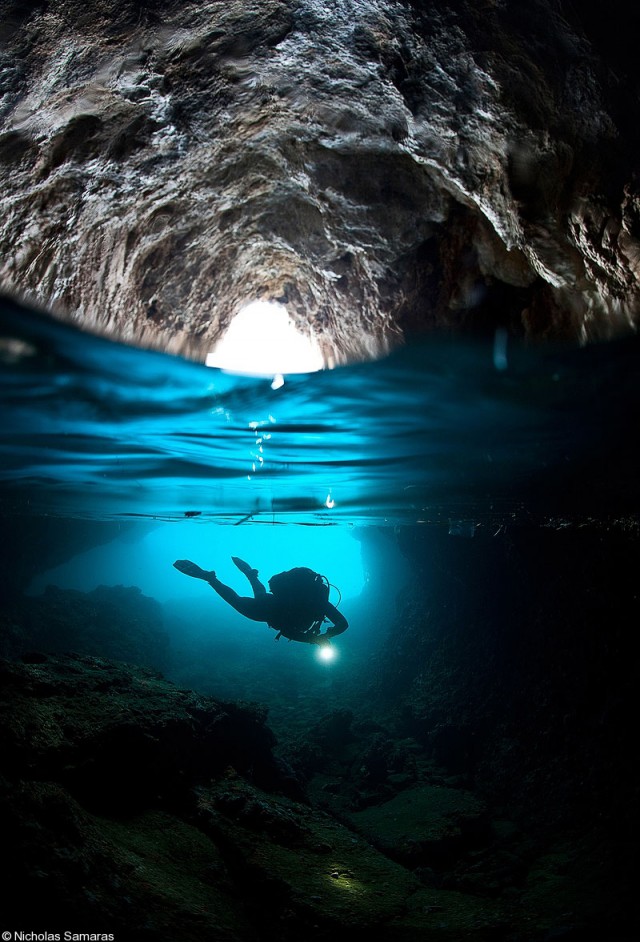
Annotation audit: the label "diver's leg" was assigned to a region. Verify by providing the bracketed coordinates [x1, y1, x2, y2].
[174, 560, 268, 620]
[232, 556, 267, 597]
[206, 574, 269, 622]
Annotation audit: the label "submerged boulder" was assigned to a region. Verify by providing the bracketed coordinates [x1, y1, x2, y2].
[0, 653, 284, 809]
[348, 784, 489, 868]
[0, 582, 171, 671]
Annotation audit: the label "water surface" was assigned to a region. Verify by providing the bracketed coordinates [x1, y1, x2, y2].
[1, 295, 638, 528]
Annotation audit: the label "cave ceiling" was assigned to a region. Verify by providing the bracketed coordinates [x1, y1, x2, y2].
[0, 0, 639, 365]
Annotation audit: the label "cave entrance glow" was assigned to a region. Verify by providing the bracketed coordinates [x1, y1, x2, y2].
[205, 300, 324, 378]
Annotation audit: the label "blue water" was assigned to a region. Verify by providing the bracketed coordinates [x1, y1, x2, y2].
[1, 293, 639, 528]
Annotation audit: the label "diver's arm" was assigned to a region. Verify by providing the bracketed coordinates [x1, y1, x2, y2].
[322, 602, 348, 638]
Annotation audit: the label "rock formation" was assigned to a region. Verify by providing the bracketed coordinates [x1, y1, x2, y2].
[4, 649, 631, 940]
[0, 513, 153, 599]
[1, 0, 639, 364]
[0, 654, 507, 940]
[0, 582, 170, 669]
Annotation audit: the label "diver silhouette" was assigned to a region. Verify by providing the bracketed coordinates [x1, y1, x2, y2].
[173, 556, 348, 645]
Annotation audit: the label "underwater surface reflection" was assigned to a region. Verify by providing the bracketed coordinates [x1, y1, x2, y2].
[1, 293, 639, 527]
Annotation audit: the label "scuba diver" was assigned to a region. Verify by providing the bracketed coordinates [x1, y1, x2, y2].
[173, 556, 348, 645]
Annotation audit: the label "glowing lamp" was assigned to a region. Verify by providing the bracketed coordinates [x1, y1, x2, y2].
[317, 644, 336, 663]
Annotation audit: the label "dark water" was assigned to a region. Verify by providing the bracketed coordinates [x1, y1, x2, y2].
[2, 293, 638, 528]
[2, 295, 639, 937]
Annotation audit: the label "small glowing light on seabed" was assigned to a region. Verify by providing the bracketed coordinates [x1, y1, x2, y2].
[325, 492, 335, 509]
[317, 644, 337, 663]
[205, 300, 324, 377]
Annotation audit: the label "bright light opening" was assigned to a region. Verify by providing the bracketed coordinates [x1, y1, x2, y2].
[205, 300, 325, 376]
[317, 644, 337, 663]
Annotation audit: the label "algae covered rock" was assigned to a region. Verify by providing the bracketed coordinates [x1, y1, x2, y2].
[349, 784, 488, 867]
[193, 775, 507, 940]
[0, 652, 286, 808]
[0, 652, 512, 940]
[0, 779, 253, 941]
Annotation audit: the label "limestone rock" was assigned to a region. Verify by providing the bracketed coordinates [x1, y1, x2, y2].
[1, 1, 639, 363]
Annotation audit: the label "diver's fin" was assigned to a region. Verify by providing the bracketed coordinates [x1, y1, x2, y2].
[173, 560, 213, 580]
[232, 556, 258, 577]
